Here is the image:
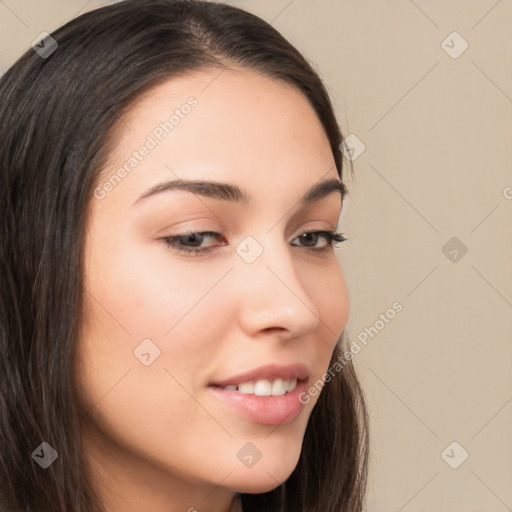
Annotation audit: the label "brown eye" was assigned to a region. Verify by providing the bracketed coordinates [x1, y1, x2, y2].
[298, 232, 320, 247]
[292, 230, 346, 251]
[161, 231, 225, 256]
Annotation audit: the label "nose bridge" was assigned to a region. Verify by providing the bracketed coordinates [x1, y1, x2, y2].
[234, 233, 320, 337]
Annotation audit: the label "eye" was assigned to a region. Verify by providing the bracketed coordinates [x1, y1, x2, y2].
[161, 230, 225, 256]
[160, 229, 346, 257]
[291, 230, 346, 252]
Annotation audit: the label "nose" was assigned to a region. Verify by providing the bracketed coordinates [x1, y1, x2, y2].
[234, 236, 320, 340]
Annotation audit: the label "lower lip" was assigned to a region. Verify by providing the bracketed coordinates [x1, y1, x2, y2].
[207, 380, 308, 426]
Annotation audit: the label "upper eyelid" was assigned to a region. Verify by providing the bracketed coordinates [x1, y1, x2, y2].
[151, 201, 342, 238]
[167, 227, 338, 239]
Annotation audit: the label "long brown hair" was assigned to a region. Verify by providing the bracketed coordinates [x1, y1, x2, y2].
[0, 1, 368, 511]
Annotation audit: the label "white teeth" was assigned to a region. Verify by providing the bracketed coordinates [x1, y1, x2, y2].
[284, 378, 297, 392]
[237, 382, 254, 394]
[222, 378, 298, 396]
[254, 380, 272, 396]
[271, 378, 286, 396]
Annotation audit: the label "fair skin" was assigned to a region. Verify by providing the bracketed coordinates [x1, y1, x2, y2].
[76, 66, 350, 512]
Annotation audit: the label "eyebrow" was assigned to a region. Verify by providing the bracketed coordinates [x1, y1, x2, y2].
[134, 178, 346, 206]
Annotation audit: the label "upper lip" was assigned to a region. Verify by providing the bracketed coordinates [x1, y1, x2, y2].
[209, 363, 309, 387]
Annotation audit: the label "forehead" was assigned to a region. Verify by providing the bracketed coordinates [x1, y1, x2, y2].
[97, 67, 338, 208]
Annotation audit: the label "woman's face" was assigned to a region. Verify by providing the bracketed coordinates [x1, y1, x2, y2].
[77, 67, 349, 510]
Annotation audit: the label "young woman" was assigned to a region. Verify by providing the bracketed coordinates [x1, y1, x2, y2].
[0, 1, 368, 511]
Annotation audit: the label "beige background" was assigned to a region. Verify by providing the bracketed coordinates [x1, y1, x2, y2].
[1, 1, 511, 510]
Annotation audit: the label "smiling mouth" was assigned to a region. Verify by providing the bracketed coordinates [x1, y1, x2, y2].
[210, 377, 299, 396]
[207, 376, 309, 426]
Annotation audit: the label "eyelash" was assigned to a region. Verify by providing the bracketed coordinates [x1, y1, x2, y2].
[161, 228, 347, 257]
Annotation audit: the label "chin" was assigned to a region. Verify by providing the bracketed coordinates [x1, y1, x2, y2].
[230, 473, 290, 494]
[225, 452, 301, 494]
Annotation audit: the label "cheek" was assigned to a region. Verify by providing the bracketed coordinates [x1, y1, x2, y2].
[78, 218, 248, 388]
[83, 227, 233, 339]
[298, 257, 349, 385]
[78, 256, 233, 403]
[77, 232, 231, 420]
[75, 256, 236, 475]
[321, 261, 349, 329]
[302, 257, 349, 338]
